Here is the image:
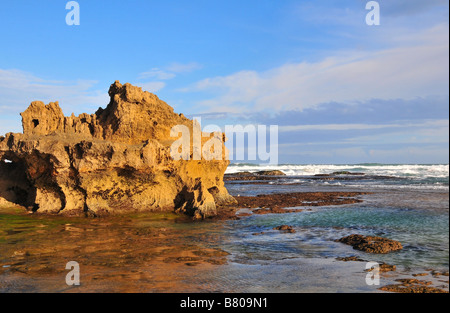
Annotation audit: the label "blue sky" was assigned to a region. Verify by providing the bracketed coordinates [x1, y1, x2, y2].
[0, 0, 448, 164]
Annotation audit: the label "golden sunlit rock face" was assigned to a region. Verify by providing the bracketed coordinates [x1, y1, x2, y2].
[0, 81, 235, 218]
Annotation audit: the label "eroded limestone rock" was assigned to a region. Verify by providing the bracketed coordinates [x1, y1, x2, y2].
[0, 81, 236, 218]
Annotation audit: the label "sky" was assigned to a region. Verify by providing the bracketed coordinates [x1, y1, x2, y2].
[0, 0, 448, 164]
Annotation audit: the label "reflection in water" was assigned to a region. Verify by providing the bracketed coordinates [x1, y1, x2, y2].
[0, 188, 448, 293]
[0, 210, 231, 292]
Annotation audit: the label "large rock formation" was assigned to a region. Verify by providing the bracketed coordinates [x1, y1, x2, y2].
[0, 81, 236, 218]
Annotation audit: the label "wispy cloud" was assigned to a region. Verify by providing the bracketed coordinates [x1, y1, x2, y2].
[166, 62, 202, 73]
[0, 69, 107, 114]
[0, 69, 108, 134]
[380, 0, 448, 17]
[136, 62, 202, 94]
[138, 81, 166, 93]
[138, 68, 176, 80]
[278, 120, 449, 133]
[183, 23, 448, 113]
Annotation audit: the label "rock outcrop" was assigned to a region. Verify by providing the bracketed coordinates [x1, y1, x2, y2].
[336, 234, 403, 254]
[0, 81, 236, 218]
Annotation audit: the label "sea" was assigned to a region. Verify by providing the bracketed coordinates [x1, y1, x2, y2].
[218, 163, 449, 291]
[0, 163, 448, 293]
[226, 163, 449, 192]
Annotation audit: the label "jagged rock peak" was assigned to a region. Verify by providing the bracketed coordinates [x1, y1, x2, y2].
[0, 81, 236, 219]
[20, 80, 191, 145]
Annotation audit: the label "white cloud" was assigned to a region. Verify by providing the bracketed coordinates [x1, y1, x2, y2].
[138, 81, 166, 93]
[0, 69, 110, 135]
[184, 24, 449, 113]
[166, 62, 202, 73]
[0, 69, 108, 114]
[138, 68, 176, 80]
[278, 120, 449, 132]
[137, 62, 202, 94]
[343, 126, 449, 145]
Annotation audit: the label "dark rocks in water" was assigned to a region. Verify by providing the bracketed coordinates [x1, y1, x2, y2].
[431, 270, 449, 277]
[224, 170, 286, 181]
[252, 231, 266, 236]
[379, 279, 448, 293]
[235, 192, 368, 211]
[331, 171, 365, 175]
[252, 207, 304, 215]
[336, 234, 403, 254]
[314, 172, 365, 177]
[251, 225, 296, 236]
[273, 225, 296, 233]
[335, 256, 397, 272]
[373, 263, 397, 273]
[254, 170, 286, 176]
[212, 192, 370, 220]
[229, 171, 254, 177]
[335, 256, 366, 262]
[224, 174, 273, 181]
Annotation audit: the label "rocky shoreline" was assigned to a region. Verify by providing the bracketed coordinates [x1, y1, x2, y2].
[212, 191, 370, 220]
[1, 105, 448, 293]
[215, 172, 449, 293]
[1, 186, 448, 293]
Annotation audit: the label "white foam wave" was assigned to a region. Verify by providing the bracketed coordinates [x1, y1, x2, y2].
[226, 163, 449, 180]
[343, 183, 449, 191]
